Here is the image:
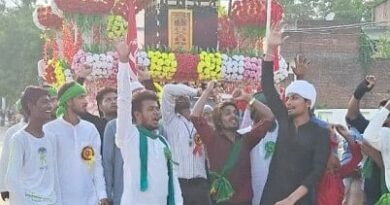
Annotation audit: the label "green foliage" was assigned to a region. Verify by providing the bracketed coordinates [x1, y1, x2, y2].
[374, 32, 390, 58]
[279, 0, 332, 21]
[359, 32, 373, 72]
[279, 0, 385, 22]
[0, 6, 42, 105]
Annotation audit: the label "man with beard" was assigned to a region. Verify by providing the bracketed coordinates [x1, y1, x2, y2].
[260, 25, 330, 205]
[75, 66, 117, 142]
[5, 86, 60, 205]
[191, 81, 274, 205]
[115, 41, 183, 205]
[43, 82, 108, 205]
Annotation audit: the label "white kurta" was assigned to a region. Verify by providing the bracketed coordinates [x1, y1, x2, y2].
[363, 107, 390, 191]
[161, 84, 207, 179]
[6, 130, 60, 205]
[43, 118, 107, 205]
[116, 62, 183, 205]
[0, 120, 26, 192]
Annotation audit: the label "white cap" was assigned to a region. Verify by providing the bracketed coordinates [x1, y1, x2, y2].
[285, 80, 317, 109]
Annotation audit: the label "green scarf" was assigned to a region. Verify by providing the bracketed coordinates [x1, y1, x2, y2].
[137, 126, 177, 205]
[55, 83, 86, 117]
[362, 158, 374, 179]
[209, 137, 243, 203]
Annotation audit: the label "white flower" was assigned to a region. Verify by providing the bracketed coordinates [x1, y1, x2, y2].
[238, 67, 244, 74]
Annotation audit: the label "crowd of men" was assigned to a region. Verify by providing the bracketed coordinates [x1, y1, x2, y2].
[0, 26, 390, 205]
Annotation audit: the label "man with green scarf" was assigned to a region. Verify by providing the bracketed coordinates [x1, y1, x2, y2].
[114, 41, 183, 205]
[43, 82, 109, 205]
[191, 81, 274, 205]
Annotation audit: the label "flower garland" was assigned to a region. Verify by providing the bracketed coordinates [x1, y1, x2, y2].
[54, 0, 114, 14]
[72, 50, 119, 79]
[231, 0, 267, 27]
[221, 54, 244, 81]
[274, 56, 288, 83]
[174, 53, 199, 81]
[44, 59, 73, 89]
[218, 16, 238, 52]
[107, 15, 128, 40]
[197, 51, 222, 81]
[243, 57, 262, 81]
[136, 51, 151, 67]
[148, 51, 177, 81]
[62, 22, 83, 65]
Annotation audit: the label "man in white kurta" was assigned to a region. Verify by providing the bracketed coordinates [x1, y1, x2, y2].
[115, 42, 182, 205]
[363, 100, 390, 192]
[44, 117, 107, 205]
[43, 82, 107, 205]
[6, 129, 59, 205]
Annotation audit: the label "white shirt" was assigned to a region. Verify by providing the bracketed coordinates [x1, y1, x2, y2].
[240, 108, 279, 205]
[0, 120, 27, 192]
[162, 84, 207, 179]
[363, 107, 390, 191]
[116, 62, 183, 205]
[6, 129, 60, 205]
[43, 118, 107, 205]
[250, 123, 278, 205]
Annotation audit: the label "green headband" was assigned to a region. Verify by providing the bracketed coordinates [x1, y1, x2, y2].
[46, 86, 58, 97]
[56, 83, 86, 117]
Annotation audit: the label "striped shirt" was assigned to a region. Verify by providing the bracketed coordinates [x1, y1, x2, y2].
[162, 84, 207, 179]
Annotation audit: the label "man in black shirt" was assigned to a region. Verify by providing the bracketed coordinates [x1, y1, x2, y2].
[260, 26, 330, 205]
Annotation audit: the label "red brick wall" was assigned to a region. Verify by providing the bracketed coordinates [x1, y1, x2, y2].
[280, 21, 390, 108]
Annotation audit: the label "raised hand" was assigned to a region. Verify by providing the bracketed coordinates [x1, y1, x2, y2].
[365, 75, 376, 90]
[334, 124, 349, 138]
[113, 41, 130, 63]
[232, 88, 251, 102]
[292, 54, 310, 78]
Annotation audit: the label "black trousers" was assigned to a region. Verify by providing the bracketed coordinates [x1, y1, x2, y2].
[179, 178, 212, 205]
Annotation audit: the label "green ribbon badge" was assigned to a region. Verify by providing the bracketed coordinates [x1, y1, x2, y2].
[264, 141, 275, 159]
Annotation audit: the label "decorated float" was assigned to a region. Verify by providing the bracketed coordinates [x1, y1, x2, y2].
[34, 0, 287, 112]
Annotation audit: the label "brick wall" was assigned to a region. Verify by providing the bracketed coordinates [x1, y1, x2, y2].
[280, 21, 390, 109]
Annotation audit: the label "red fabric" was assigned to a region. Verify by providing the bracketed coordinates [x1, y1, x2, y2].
[316, 172, 344, 205]
[339, 141, 362, 178]
[316, 140, 362, 205]
[126, 0, 138, 75]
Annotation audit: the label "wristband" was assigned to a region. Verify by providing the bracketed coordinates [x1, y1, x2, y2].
[353, 79, 371, 100]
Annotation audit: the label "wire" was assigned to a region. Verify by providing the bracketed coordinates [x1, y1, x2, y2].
[284, 21, 390, 32]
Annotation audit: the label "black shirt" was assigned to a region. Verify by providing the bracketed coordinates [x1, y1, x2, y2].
[260, 61, 330, 205]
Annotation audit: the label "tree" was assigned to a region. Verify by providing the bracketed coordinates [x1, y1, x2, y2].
[0, 5, 42, 106]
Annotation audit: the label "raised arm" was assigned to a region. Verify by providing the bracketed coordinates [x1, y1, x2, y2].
[232, 88, 274, 148]
[335, 125, 363, 178]
[190, 81, 216, 145]
[161, 83, 199, 124]
[262, 28, 288, 120]
[345, 76, 375, 132]
[191, 81, 215, 118]
[363, 101, 390, 151]
[115, 41, 134, 148]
